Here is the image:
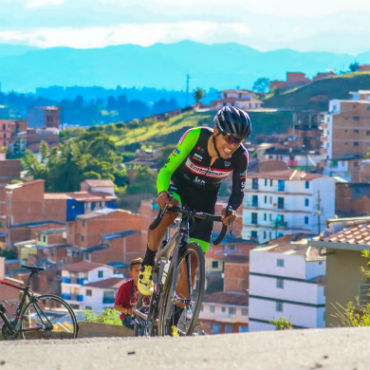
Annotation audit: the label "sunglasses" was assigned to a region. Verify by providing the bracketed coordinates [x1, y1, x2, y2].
[222, 133, 242, 145]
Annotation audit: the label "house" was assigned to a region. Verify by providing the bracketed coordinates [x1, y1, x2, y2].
[309, 217, 370, 327]
[249, 234, 325, 331]
[83, 277, 125, 312]
[0, 119, 27, 148]
[198, 291, 249, 334]
[243, 168, 335, 243]
[60, 261, 117, 310]
[223, 255, 250, 293]
[212, 90, 263, 110]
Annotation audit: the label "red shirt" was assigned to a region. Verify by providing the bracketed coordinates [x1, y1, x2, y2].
[114, 279, 150, 320]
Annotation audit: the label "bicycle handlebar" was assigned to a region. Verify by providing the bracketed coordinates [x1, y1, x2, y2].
[149, 204, 231, 245]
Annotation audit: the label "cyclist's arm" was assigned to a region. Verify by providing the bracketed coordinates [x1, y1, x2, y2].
[157, 128, 200, 194]
[228, 150, 249, 210]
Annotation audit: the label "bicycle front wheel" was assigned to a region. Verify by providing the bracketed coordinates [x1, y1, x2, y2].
[20, 294, 78, 339]
[158, 243, 205, 336]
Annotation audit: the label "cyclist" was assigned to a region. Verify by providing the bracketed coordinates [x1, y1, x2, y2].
[138, 106, 251, 306]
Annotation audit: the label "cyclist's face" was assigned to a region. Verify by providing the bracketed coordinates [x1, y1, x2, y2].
[130, 264, 141, 285]
[214, 128, 242, 159]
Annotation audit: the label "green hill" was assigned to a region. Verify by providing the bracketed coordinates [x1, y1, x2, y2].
[103, 109, 293, 150]
[263, 72, 370, 111]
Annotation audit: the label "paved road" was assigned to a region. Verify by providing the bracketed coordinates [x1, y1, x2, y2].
[0, 327, 369, 370]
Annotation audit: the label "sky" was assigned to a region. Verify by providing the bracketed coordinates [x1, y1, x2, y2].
[0, 0, 369, 54]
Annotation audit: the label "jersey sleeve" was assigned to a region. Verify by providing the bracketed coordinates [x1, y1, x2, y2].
[228, 149, 249, 210]
[157, 128, 200, 194]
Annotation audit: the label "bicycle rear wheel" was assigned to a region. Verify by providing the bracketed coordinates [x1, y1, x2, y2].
[20, 294, 78, 339]
[158, 243, 205, 336]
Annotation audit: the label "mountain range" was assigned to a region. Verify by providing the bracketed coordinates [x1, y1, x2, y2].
[0, 41, 368, 92]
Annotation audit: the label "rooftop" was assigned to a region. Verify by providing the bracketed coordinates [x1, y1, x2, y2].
[61, 261, 110, 273]
[84, 277, 125, 289]
[247, 169, 324, 181]
[81, 179, 115, 187]
[203, 291, 248, 306]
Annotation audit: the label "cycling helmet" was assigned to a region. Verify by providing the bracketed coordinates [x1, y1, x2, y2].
[214, 106, 252, 140]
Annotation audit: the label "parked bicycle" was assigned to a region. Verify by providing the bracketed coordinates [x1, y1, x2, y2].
[133, 204, 229, 336]
[0, 265, 78, 340]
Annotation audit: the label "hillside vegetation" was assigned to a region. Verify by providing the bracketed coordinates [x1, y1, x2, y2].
[263, 72, 370, 111]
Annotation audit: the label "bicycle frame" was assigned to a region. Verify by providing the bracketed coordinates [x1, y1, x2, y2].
[0, 275, 54, 336]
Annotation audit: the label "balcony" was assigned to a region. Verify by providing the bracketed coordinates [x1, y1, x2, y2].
[61, 277, 87, 285]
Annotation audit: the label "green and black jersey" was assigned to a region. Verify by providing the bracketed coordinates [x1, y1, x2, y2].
[157, 126, 249, 211]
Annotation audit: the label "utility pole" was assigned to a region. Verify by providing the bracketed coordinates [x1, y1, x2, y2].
[316, 190, 322, 234]
[185, 74, 190, 107]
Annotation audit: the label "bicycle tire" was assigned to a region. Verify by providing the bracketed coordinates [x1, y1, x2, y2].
[158, 243, 205, 336]
[20, 294, 78, 340]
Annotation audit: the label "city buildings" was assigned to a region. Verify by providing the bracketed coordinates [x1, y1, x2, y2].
[248, 235, 326, 331]
[212, 90, 263, 110]
[243, 167, 335, 243]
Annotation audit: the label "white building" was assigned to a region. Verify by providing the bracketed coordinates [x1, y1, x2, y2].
[249, 236, 326, 331]
[213, 89, 263, 110]
[243, 169, 335, 243]
[61, 261, 123, 311]
[198, 292, 249, 334]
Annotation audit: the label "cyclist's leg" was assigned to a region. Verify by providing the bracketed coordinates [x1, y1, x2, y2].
[138, 185, 182, 296]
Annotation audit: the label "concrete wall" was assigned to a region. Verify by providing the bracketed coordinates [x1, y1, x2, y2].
[326, 249, 368, 327]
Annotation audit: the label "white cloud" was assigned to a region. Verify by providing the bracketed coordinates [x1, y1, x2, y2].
[0, 22, 251, 48]
[26, 0, 64, 8]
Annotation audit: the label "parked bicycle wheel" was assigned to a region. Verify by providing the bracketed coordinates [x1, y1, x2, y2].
[20, 294, 78, 339]
[158, 243, 205, 336]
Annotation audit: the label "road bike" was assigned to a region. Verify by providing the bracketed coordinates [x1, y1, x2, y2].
[0, 265, 78, 340]
[133, 204, 229, 336]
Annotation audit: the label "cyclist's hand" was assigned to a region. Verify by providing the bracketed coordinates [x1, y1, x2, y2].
[156, 191, 177, 209]
[221, 207, 236, 226]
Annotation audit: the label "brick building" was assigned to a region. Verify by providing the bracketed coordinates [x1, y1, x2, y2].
[320, 93, 370, 160]
[0, 119, 27, 147]
[0, 159, 21, 185]
[335, 183, 370, 217]
[27, 106, 61, 129]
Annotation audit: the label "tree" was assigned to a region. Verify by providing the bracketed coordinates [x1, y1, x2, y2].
[193, 88, 205, 106]
[349, 62, 359, 72]
[252, 77, 270, 93]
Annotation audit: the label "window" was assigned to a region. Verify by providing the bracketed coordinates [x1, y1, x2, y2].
[269, 214, 272, 221]
[277, 258, 284, 267]
[305, 181, 310, 189]
[98, 270, 104, 278]
[278, 180, 285, 191]
[263, 213, 267, 221]
[91, 202, 96, 210]
[86, 289, 92, 296]
[251, 213, 258, 224]
[239, 326, 248, 333]
[353, 142, 359, 146]
[251, 231, 258, 240]
[276, 302, 283, 312]
[200, 304, 204, 311]
[276, 279, 284, 289]
[270, 179, 273, 186]
[210, 305, 215, 313]
[264, 179, 268, 186]
[304, 216, 309, 225]
[212, 261, 219, 269]
[264, 195, 267, 204]
[81, 235, 85, 242]
[85, 306, 92, 310]
[221, 306, 226, 313]
[305, 198, 309, 207]
[353, 115, 360, 121]
[263, 231, 267, 239]
[225, 324, 233, 333]
[354, 129, 359, 133]
[252, 178, 259, 190]
[252, 195, 258, 207]
[277, 197, 284, 209]
[270, 196, 273, 204]
[229, 307, 236, 315]
[82, 220, 86, 227]
[241, 308, 248, 316]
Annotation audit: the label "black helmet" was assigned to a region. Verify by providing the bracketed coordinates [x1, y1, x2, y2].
[214, 106, 252, 140]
